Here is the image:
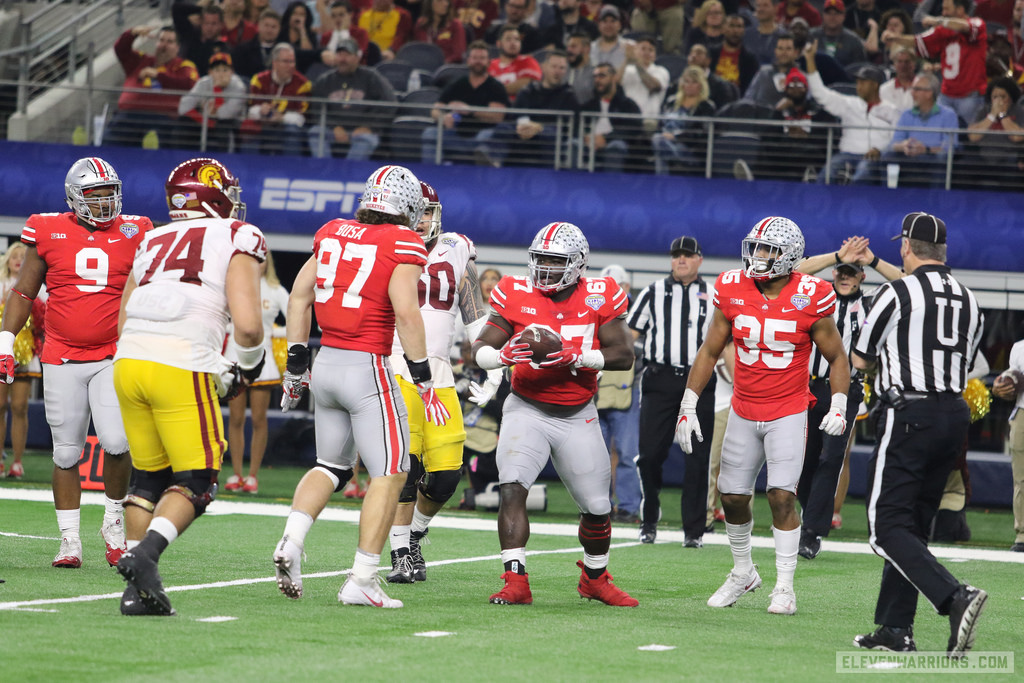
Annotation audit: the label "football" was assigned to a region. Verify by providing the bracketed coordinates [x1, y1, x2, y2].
[994, 369, 1024, 398]
[520, 325, 563, 364]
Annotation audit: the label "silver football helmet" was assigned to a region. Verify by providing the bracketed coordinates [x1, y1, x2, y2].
[359, 165, 424, 227]
[741, 216, 805, 281]
[65, 157, 122, 228]
[528, 222, 589, 294]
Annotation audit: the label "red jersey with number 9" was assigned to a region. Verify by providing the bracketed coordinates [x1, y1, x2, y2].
[22, 212, 150, 364]
[489, 274, 629, 405]
[714, 269, 836, 421]
[313, 218, 427, 354]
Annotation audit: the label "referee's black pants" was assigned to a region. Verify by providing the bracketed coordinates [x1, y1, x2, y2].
[866, 395, 969, 628]
[798, 378, 864, 538]
[636, 364, 715, 538]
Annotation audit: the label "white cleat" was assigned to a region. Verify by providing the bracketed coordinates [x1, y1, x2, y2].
[273, 536, 303, 599]
[338, 575, 403, 608]
[707, 566, 762, 608]
[101, 517, 127, 566]
[767, 586, 797, 615]
[52, 536, 83, 568]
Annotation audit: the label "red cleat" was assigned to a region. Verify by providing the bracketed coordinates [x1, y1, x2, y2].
[576, 560, 638, 607]
[489, 571, 532, 605]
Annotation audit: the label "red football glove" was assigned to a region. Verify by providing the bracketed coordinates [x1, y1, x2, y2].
[418, 383, 451, 426]
[539, 341, 582, 368]
[498, 331, 533, 366]
[0, 331, 16, 385]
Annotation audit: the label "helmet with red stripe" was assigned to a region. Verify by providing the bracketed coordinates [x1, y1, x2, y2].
[527, 222, 589, 294]
[65, 157, 122, 229]
[165, 157, 245, 220]
[418, 181, 443, 247]
[359, 165, 424, 227]
[741, 216, 804, 281]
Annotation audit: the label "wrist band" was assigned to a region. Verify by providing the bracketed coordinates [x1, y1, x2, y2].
[869, 255, 880, 269]
[834, 252, 842, 265]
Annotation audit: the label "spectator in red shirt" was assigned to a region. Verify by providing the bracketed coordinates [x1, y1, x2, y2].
[242, 43, 312, 154]
[223, 0, 259, 48]
[414, 0, 468, 63]
[777, 0, 821, 28]
[106, 25, 199, 147]
[489, 24, 542, 96]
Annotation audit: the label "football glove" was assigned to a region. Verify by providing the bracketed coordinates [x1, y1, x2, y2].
[419, 382, 451, 426]
[468, 367, 503, 407]
[498, 332, 533, 366]
[674, 388, 702, 454]
[0, 331, 15, 385]
[819, 393, 848, 436]
[539, 342, 581, 368]
[280, 344, 311, 412]
[217, 353, 266, 401]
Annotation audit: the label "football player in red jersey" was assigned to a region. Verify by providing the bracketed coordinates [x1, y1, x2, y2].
[273, 165, 438, 609]
[675, 216, 849, 616]
[0, 157, 151, 569]
[472, 222, 639, 607]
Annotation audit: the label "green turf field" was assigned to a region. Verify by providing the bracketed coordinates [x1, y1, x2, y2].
[1, 452, 1021, 682]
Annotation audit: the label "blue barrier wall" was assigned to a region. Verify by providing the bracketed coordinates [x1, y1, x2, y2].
[3, 141, 1023, 270]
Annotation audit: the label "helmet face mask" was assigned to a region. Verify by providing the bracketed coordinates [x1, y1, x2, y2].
[165, 158, 245, 221]
[527, 222, 589, 294]
[65, 158, 122, 229]
[741, 216, 804, 281]
[360, 165, 424, 227]
[418, 181, 442, 246]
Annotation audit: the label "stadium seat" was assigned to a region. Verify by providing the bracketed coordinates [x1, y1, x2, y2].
[389, 115, 435, 160]
[375, 60, 416, 94]
[655, 54, 686, 86]
[396, 42, 447, 73]
[711, 99, 776, 178]
[402, 87, 442, 105]
[432, 63, 469, 89]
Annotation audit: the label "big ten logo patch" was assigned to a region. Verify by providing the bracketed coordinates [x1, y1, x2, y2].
[77, 435, 105, 490]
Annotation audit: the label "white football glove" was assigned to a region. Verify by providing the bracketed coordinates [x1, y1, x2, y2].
[819, 393, 848, 436]
[280, 369, 310, 412]
[0, 331, 16, 385]
[674, 388, 702, 454]
[468, 367, 503, 407]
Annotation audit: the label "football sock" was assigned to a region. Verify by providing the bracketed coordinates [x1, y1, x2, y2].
[283, 511, 315, 549]
[501, 548, 527, 575]
[56, 508, 81, 540]
[578, 514, 611, 555]
[103, 496, 125, 525]
[773, 526, 799, 590]
[411, 507, 433, 534]
[126, 540, 140, 551]
[351, 548, 381, 583]
[726, 520, 754, 574]
[582, 552, 609, 579]
[390, 524, 411, 553]
[148, 516, 179, 546]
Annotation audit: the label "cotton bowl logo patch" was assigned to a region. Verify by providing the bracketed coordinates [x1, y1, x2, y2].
[585, 294, 605, 311]
[120, 222, 139, 239]
[790, 293, 810, 310]
[170, 193, 188, 209]
[362, 185, 392, 212]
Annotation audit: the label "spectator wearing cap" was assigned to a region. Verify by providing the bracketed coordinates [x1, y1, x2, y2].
[793, 236, 901, 560]
[630, 0, 686, 56]
[596, 264, 643, 525]
[684, 0, 727, 56]
[652, 65, 716, 175]
[874, 72, 959, 187]
[176, 51, 249, 151]
[591, 5, 635, 70]
[882, 0, 988, 123]
[242, 42, 311, 155]
[804, 39, 901, 183]
[776, 0, 821, 29]
[627, 236, 717, 548]
[768, 67, 838, 181]
[744, 31, 801, 107]
[810, 0, 867, 67]
[307, 37, 397, 159]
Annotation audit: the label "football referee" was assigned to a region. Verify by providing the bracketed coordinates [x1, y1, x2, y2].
[851, 212, 987, 658]
[627, 236, 716, 547]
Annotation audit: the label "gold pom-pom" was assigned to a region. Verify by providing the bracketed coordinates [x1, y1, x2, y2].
[272, 336, 287, 376]
[962, 378, 991, 423]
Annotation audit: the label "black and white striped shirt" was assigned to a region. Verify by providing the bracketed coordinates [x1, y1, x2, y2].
[853, 265, 984, 393]
[809, 289, 868, 379]
[626, 276, 714, 368]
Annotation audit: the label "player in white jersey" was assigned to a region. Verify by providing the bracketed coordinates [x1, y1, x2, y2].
[385, 180, 495, 583]
[112, 157, 266, 615]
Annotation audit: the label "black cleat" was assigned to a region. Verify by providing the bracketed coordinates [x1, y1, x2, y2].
[947, 584, 988, 658]
[798, 534, 821, 560]
[854, 626, 917, 652]
[385, 550, 415, 584]
[116, 550, 174, 616]
[409, 529, 427, 582]
[682, 536, 703, 548]
[639, 524, 657, 544]
[120, 583, 176, 616]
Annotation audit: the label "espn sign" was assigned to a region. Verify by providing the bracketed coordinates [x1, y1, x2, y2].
[260, 178, 365, 214]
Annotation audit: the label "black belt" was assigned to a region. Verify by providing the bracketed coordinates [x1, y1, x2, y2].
[647, 362, 689, 377]
[879, 387, 961, 409]
[902, 391, 961, 401]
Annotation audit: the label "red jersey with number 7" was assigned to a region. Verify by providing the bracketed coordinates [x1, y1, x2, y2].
[714, 269, 836, 421]
[21, 212, 150, 364]
[313, 218, 428, 355]
[488, 274, 628, 405]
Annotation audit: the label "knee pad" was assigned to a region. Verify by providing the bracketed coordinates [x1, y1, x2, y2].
[166, 469, 217, 517]
[399, 455, 425, 504]
[53, 445, 82, 470]
[418, 467, 461, 504]
[126, 467, 174, 513]
[313, 463, 354, 493]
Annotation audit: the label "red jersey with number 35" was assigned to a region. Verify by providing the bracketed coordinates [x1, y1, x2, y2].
[22, 212, 150, 364]
[714, 269, 836, 421]
[313, 219, 427, 355]
[489, 274, 628, 405]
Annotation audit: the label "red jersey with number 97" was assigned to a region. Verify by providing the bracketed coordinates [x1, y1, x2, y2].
[714, 269, 836, 421]
[313, 219, 427, 355]
[22, 212, 150, 364]
[489, 274, 629, 405]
